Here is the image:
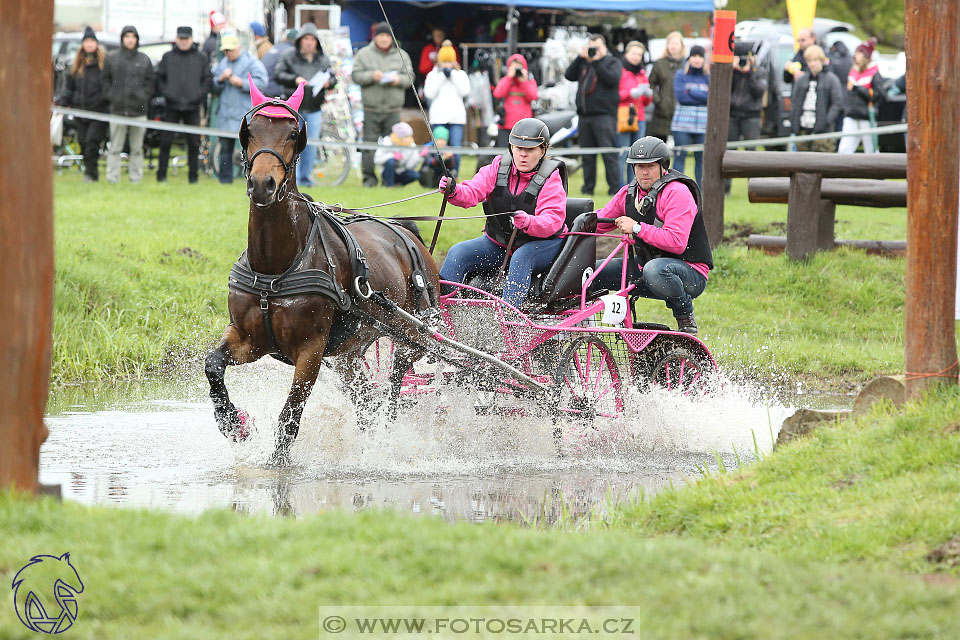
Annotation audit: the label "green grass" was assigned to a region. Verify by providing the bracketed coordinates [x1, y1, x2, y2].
[5, 387, 960, 637]
[607, 384, 960, 574]
[50, 156, 907, 386]
[2, 491, 958, 638]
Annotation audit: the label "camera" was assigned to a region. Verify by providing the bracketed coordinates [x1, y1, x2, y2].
[587, 46, 598, 58]
[513, 67, 522, 78]
[738, 56, 749, 68]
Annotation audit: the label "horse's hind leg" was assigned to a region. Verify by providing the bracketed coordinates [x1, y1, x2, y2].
[270, 349, 325, 466]
[205, 326, 260, 441]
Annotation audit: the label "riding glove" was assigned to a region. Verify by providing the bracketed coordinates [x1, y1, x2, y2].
[511, 211, 531, 230]
[439, 175, 456, 196]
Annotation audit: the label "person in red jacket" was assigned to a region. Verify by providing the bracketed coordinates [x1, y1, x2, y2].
[617, 41, 652, 184]
[418, 27, 460, 76]
[492, 53, 538, 148]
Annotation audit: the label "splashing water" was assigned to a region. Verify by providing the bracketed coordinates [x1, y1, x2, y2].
[41, 358, 796, 522]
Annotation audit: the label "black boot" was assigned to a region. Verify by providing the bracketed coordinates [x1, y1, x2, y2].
[676, 312, 698, 335]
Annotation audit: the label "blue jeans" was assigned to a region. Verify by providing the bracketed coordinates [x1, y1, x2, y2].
[617, 125, 646, 185]
[593, 256, 706, 318]
[434, 123, 464, 175]
[671, 130, 705, 187]
[440, 234, 565, 307]
[296, 109, 324, 186]
[381, 158, 419, 186]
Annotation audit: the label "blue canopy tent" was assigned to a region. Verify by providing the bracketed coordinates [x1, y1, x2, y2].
[342, 0, 713, 46]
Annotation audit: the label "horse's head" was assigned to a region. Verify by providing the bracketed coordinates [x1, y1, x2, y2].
[240, 77, 307, 207]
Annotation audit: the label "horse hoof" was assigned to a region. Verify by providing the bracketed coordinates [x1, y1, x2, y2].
[231, 409, 253, 442]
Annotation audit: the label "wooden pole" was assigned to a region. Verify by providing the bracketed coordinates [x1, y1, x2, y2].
[701, 10, 736, 248]
[904, 0, 960, 397]
[0, 0, 55, 492]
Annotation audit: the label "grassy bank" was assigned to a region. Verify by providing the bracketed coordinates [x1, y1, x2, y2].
[6, 387, 960, 638]
[51, 157, 907, 386]
[607, 384, 960, 574]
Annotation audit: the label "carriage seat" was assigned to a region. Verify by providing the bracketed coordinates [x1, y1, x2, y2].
[527, 198, 597, 306]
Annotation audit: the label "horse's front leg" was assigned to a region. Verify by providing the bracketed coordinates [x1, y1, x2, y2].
[205, 326, 261, 441]
[270, 347, 325, 466]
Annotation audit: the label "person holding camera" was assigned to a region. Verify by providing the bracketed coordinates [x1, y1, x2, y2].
[726, 46, 767, 193]
[424, 42, 471, 176]
[617, 41, 653, 185]
[671, 44, 709, 187]
[564, 33, 623, 196]
[492, 53, 538, 148]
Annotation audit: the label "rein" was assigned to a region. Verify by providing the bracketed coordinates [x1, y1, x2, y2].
[375, 0, 453, 253]
[287, 191, 513, 223]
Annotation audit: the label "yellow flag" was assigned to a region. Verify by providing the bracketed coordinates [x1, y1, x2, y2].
[786, 0, 817, 50]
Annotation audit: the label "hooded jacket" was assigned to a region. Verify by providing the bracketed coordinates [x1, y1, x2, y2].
[492, 54, 537, 129]
[274, 23, 335, 112]
[352, 37, 414, 113]
[156, 43, 212, 111]
[101, 26, 154, 116]
[564, 52, 622, 118]
[61, 50, 109, 112]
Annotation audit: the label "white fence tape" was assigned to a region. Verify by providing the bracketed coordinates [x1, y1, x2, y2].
[51, 106, 906, 156]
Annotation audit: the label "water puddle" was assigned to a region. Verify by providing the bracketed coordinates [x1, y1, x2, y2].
[41, 360, 841, 524]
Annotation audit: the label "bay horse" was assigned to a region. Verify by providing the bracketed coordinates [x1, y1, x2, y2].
[205, 79, 440, 465]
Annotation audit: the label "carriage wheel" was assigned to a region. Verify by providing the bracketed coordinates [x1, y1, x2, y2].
[357, 336, 396, 411]
[649, 347, 714, 396]
[312, 136, 351, 187]
[553, 336, 623, 419]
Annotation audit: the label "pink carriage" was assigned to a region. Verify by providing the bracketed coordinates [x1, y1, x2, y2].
[360, 199, 717, 419]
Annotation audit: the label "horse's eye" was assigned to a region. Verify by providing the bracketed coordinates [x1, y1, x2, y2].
[289, 130, 298, 139]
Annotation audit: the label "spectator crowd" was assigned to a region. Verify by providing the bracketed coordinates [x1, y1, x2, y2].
[56, 13, 896, 190]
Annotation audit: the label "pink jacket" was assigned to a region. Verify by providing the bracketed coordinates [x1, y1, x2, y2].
[493, 54, 538, 129]
[618, 67, 652, 121]
[448, 154, 567, 244]
[597, 181, 709, 279]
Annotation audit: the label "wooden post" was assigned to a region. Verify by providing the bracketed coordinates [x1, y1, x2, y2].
[904, 0, 960, 396]
[786, 172, 822, 260]
[816, 200, 836, 252]
[0, 0, 54, 492]
[701, 9, 736, 248]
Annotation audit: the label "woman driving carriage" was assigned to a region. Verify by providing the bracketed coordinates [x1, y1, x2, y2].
[437, 117, 567, 308]
[593, 136, 713, 335]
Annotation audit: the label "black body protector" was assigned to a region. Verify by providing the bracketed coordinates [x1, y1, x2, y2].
[624, 169, 714, 269]
[481, 153, 568, 248]
[480, 117, 568, 249]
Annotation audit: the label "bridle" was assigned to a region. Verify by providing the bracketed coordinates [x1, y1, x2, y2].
[238, 100, 307, 206]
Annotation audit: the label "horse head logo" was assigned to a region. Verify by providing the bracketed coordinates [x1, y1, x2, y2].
[11, 553, 84, 634]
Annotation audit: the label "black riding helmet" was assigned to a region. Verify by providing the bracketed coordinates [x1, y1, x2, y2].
[626, 136, 670, 170]
[508, 117, 549, 149]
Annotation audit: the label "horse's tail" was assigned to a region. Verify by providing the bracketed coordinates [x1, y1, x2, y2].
[392, 219, 424, 245]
